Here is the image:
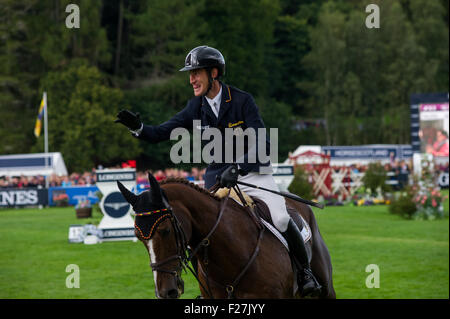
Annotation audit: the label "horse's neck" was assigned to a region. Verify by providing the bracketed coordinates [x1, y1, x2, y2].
[162, 183, 223, 243]
[163, 182, 260, 287]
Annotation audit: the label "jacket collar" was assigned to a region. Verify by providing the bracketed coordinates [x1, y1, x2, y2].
[217, 82, 232, 122]
[201, 82, 232, 122]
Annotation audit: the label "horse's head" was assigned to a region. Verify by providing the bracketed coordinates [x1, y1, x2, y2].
[117, 173, 185, 299]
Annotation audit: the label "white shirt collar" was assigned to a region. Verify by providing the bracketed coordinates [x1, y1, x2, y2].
[205, 85, 222, 117]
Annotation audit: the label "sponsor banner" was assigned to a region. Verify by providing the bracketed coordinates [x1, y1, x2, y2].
[322, 145, 412, 160]
[272, 165, 294, 176]
[100, 228, 136, 240]
[96, 171, 136, 183]
[401, 147, 414, 158]
[420, 103, 449, 112]
[96, 169, 136, 240]
[272, 164, 294, 193]
[136, 183, 149, 194]
[102, 191, 131, 218]
[0, 188, 48, 207]
[48, 186, 100, 206]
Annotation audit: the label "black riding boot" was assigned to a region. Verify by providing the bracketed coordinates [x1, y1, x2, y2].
[282, 218, 321, 297]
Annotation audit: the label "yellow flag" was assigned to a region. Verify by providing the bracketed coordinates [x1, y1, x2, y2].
[34, 94, 46, 138]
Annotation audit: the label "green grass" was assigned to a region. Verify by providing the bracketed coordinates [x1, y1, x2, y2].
[0, 194, 448, 299]
[0, 207, 200, 299]
[312, 192, 449, 299]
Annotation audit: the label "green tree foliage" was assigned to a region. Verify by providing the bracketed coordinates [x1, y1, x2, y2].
[362, 162, 390, 194]
[0, 0, 448, 173]
[201, 0, 280, 94]
[388, 188, 417, 219]
[37, 61, 139, 172]
[0, 1, 45, 154]
[288, 165, 314, 199]
[123, 81, 193, 170]
[257, 98, 298, 161]
[303, 2, 348, 145]
[302, 0, 446, 146]
[408, 0, 449, 91]
[0, 0, 110, 156]
[128, 0, 206, 80]
[272, 13, 310, 112]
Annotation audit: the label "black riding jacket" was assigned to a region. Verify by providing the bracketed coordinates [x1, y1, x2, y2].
[137, 82, 271, 188]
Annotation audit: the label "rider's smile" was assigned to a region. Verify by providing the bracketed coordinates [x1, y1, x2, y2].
[190, 69, 207, 97]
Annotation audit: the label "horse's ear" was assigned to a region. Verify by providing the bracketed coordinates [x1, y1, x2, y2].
[117, 181, 138, 206]
[148, 172, 162, 200]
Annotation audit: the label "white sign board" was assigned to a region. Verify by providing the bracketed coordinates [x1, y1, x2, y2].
[68, 224, 85, 243]
[272, 164, 294, 192]
[96, 168, 137, 242]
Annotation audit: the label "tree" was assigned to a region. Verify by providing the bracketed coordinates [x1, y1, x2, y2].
[37, 61, 140, 172]
[2, 0, 449, 167]
[201, 0, 280, 94]
[302, 0, 435, 146]
[123, 83, 191, 170]
[257, 98, 297, 162]
[409, 0, 449, 91]
[302, 2, 347, 145]
[0, 0, 111, 155]
[362, 162, 389, 194]
[0, 0, 46, 154]
[126, 0, 206, 83]
[288, 165, 314, 199]
[271, 14, 310, 112]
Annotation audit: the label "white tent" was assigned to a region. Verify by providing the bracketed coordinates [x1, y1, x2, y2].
[285, 145, 322, 160]
[0, 152, 68, 177]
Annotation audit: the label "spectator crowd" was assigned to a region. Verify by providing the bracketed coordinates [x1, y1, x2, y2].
[0, 159, 447, 190]
[0, 167, 207, 189]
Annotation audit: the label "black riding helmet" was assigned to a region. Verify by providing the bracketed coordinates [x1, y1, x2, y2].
[179, 46, 225, 77]
[180, 46, 225, 96]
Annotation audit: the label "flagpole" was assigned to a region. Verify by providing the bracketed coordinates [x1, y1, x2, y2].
[44, 91, 49, 189]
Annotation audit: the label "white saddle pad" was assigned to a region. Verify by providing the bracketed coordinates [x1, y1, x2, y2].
[221, 192, 312, 251]
[259, 215, 311, 252]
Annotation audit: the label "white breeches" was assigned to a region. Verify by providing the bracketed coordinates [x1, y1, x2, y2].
[237, 172, 290, 232]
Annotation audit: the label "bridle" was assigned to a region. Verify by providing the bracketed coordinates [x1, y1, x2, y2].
[142, 185, 264, 299]
[145, 190, 225, 299]
[142, 194, 189, 297]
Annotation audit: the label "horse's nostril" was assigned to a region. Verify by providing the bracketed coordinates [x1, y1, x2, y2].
[167, 289, 179, 299]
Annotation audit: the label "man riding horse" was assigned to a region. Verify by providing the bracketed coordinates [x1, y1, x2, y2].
[115, 46, 321, 297]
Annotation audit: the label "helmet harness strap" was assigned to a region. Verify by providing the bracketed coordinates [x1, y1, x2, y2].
[204, 68, 216, 97]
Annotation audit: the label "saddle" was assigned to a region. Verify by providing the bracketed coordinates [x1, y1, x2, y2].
[214, 187, 312, 247]
[214, 187, 313, 296]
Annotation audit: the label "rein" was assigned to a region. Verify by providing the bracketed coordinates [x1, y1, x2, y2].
[186, 184, 265, 298]
[147, 183, 265, 299]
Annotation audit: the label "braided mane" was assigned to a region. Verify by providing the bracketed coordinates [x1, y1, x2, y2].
[159, 178, 221, 201]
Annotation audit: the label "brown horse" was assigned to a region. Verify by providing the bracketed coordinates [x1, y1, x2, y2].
[118, 173, 335, 299]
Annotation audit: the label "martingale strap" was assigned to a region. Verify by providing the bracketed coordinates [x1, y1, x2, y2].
[188, 184, 265, 299]
[135, 185, 265, 299]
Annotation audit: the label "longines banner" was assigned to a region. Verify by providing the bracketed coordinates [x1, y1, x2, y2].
[96, 168, 136, 241]
[0, 188, 48, 207]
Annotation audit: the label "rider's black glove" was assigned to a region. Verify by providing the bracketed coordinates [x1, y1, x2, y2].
[115, 110, 142, 131]
[218, 164, 240, 188]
